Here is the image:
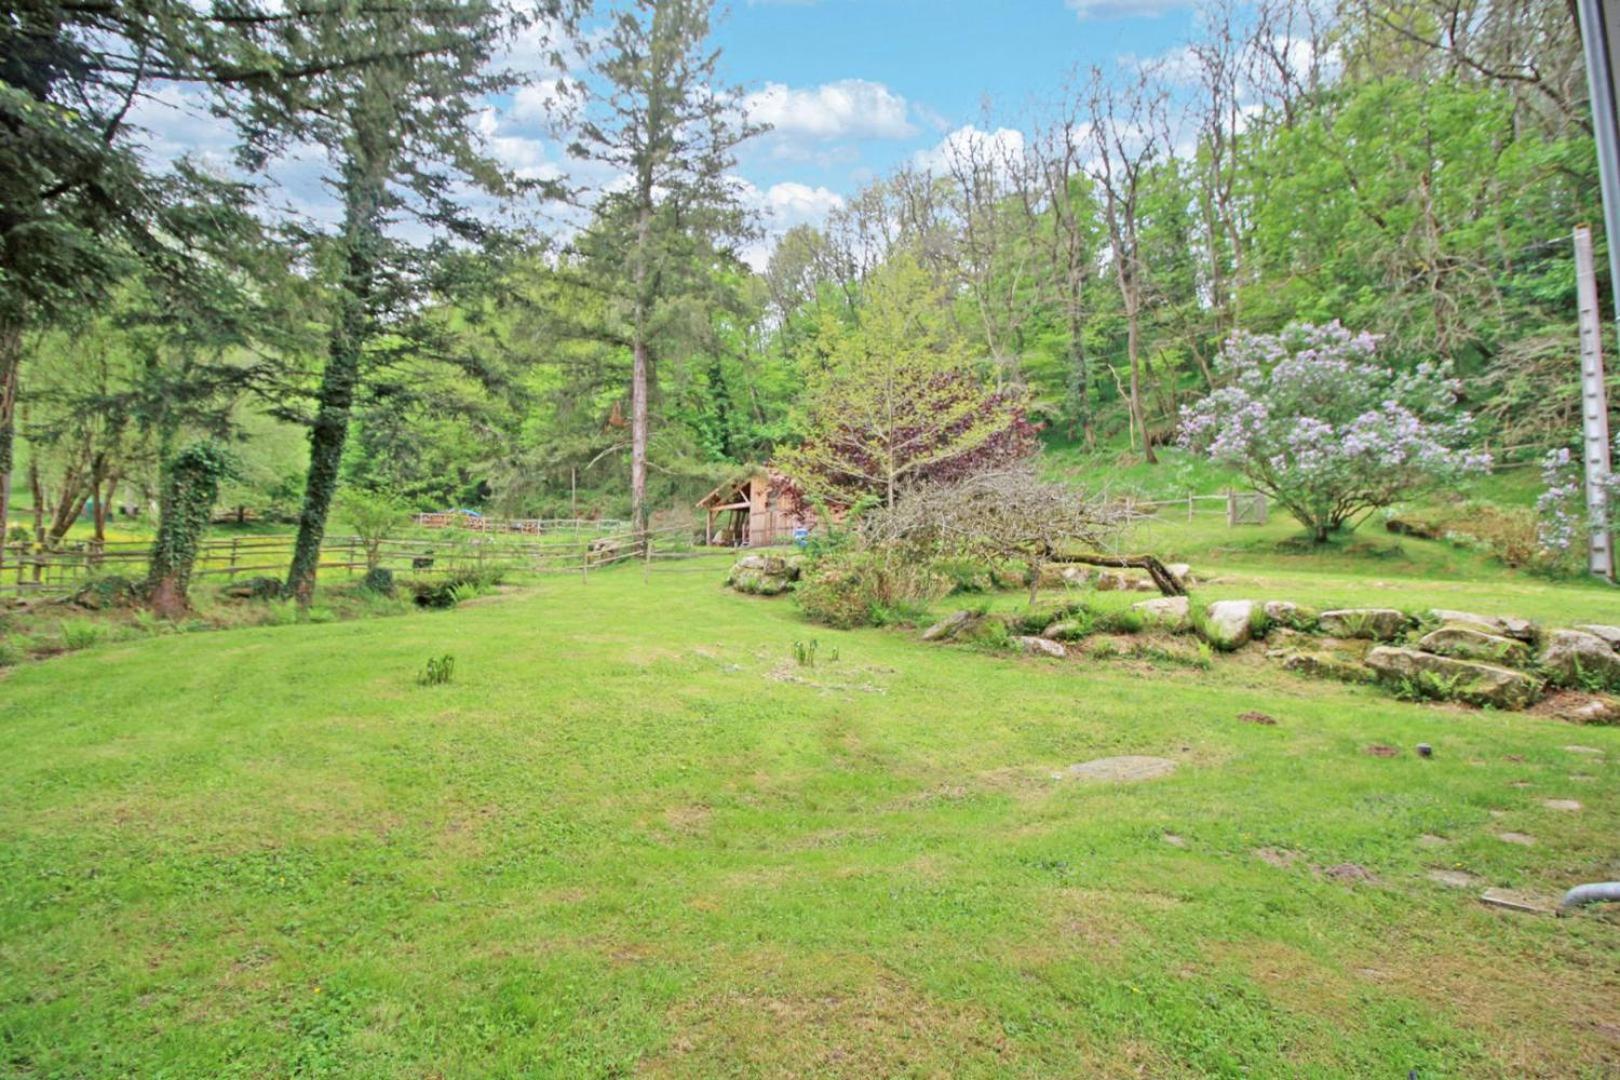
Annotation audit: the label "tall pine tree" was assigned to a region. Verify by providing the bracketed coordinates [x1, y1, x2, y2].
[566, 0, 759, 531]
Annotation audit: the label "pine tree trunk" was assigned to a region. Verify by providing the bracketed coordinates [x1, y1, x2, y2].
[286, 155, 383, 604]
[631, 336, 649, 533]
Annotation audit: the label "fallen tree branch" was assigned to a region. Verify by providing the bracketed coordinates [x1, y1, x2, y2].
[1047, 551, 1185, 596]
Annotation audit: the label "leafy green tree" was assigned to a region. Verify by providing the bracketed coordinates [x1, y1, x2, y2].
[777, 257, 1035, 509]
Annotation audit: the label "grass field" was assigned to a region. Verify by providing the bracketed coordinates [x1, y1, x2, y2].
[2, 531, 1618, 1076]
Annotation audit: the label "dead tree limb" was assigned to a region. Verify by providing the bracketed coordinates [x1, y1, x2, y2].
[1048, 551, 1185, 596]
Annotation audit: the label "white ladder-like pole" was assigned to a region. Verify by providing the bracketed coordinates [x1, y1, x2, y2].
[1573, 225, 1615, 580]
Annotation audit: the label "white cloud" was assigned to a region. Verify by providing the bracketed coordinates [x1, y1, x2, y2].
[733, 178, 845, 270]
[1066, 0, 1194, 19]
[744, 79, 916, 141]
[911, 125, 1027, 176]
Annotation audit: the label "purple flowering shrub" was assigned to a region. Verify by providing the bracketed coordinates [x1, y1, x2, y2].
[1536, 437, 1620, 556]
[1179, 322, 1490, 542]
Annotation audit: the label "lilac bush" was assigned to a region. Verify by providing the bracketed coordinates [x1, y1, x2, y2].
[1536, 437, 1620, 556]
[1180, 322, 1490, 542]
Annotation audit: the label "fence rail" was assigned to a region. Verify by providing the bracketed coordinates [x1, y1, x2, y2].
[1111, 490, 1268, 526]
[0, 521, 713, 600]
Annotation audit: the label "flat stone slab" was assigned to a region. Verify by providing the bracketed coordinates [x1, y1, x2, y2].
[1563, 745, 1605, 755]
[1496, 831, 1536, 846]
[1427, 868, 1482, 888]
[1418, 624, 1530, 667]
[1479, 888, 1557, 915]
[1574, 623, 1620, 649]
[1319, 608, 1408, 640]
[1541, 798, 1582, 811]
[1055, 755, 1177, 783]
[1365, 646, 1542, 709]
[1415, 833, 1450, 848]
[1431, 609, 1538, 643]
[1162, 833, 1187, 847]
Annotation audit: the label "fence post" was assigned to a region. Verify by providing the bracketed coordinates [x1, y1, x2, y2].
[1226, 490, 1237, 527]
[1187, 492, 1194, 522]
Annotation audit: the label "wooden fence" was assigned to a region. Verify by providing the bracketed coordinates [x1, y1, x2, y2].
[1114, 490, 1268, 526]
[0, 521, 717, 600]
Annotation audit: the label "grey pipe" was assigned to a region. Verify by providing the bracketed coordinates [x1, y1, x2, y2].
[1557, 882, 1620, 916]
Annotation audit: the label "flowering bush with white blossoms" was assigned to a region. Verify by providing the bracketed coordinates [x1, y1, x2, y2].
[1179, 322, 1490, 542]
[1536, 438, 1620, 556]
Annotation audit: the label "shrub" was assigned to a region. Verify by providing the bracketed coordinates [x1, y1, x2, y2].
[361, 566, 396, 596]
[407, 568, 504, 609]
[794, 549, 950, 629]
[1180, 322, 1489, 542]
[339, 489, 408, 571]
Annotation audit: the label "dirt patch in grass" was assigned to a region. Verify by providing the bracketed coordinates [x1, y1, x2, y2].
[648, 952, 1017, 1077]
[1255, 847, 1302, 868]
[1363, 935, 1620, 1076]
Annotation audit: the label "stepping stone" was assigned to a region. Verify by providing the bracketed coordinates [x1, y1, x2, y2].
[1542, 798, 1582, 811]
[1563, 745, 1604, 756]
[1428, 868, 1482, 888]
[1479, 888, 1556, 915]
[1496, 831, 1536, 846]
[1055, 756, 1176, 783]
[1161, 833, 1186, 847]
[1415, 833, 1449, 848]
[1320, 862, 1378, 884]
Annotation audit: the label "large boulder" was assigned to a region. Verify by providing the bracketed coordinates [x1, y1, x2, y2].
[1165, 563, 1195, 588]
[1132, 595, 1190, 632]
[1365, 646, 1542, 709]
[922, 609, 978, 642]
[727, 554, 801, 596]
[1318, 608, 1409, 641]
[1430, 609, 1537, 644]
[1540, 630, 1620, 689]
[1418, 624, 1531, 668]
[1573, 624, 1620, 651]
[1018, 635, 1067, 659]
[1202, 600, 1255, 650]
[1263, 600, 1317, 630]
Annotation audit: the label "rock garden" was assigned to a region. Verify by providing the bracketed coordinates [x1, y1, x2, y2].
[729, 553, 1620, 722]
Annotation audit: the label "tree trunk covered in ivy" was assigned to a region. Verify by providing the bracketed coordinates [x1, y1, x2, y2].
[285, 147, 385, 605]
[147, 441, 232, 618]
[0, 318, 18, 574]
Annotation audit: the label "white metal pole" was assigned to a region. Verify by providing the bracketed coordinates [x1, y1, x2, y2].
[1574, 226, 1615, 580]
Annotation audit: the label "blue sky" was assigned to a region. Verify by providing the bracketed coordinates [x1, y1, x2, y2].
[130, 0, 1201, 260]
[715, 0, 1196, 196]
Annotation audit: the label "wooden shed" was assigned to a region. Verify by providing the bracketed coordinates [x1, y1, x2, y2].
[697, 469, 813, 548]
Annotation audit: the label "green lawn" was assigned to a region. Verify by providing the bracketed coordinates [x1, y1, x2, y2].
[2, 554, 1619, 1076]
